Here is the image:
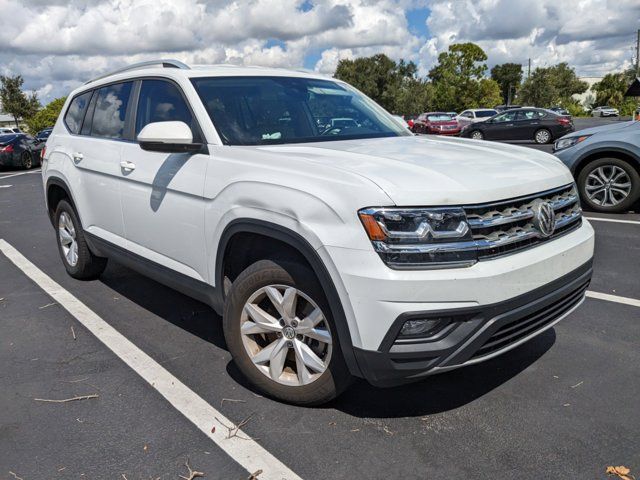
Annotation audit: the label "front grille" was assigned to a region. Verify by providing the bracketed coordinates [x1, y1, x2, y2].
[464, 184, 582, 260]
[471, 279, 589, 360]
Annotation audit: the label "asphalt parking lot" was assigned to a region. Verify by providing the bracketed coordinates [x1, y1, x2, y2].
[1, 119, 639, 479]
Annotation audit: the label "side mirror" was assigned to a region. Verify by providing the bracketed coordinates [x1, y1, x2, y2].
[137, 121, 203, 153]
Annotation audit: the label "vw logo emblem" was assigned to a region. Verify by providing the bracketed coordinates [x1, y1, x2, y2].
[282, 326, 296, 340]
[532, 200, 556, 238]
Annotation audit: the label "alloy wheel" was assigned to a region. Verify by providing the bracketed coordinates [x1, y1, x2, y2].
[58, 211, 79, 266]
[471, 131, 483, 140]
[585, 165, 632, 207]
[22, 152, 32, 169]
[240, 284, 332, 386]
[535, 129, 551, 144]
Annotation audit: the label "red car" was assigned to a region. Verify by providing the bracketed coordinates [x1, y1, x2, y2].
[412, 112, 461, 136]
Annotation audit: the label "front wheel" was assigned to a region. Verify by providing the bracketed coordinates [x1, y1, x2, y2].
[577, 158, 640, 213]
[470, 130, 484, 140]
[534, 128, 552, 144]
[223, 259, 351, 405]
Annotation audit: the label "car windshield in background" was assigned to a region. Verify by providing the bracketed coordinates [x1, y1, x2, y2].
[427, 114, 453, 121]
[476, 110, 497, 118]
[191, 76, 410, 145]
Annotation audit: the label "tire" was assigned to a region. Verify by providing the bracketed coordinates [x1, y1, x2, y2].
[223, 259, 352, 405]
[534, 128, 552, 144]
[54, 200, 108, 279]
[577, 158, 640, 213]
[21, 151, 33, 169]
[470, 130, 484, 140]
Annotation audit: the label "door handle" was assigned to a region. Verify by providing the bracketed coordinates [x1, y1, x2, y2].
[119, 160, 136, 172]
[72, 152, 83, 164]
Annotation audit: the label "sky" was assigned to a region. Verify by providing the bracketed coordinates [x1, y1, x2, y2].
[0, 0, 638, 103]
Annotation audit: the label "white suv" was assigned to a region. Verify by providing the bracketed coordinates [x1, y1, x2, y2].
[42, 60, 594, 405]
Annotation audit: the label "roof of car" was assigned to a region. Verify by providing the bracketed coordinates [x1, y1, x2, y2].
[70, 60, 334, 97]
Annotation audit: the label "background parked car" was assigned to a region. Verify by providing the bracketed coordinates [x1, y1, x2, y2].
[36, 127, 54, 141]
[495, 104, 521, 112]
[550, 106, 570, 116]
[456, 108, 498, 127]
[591, 106, 619, 117]
[0, 133, 44, 169]
[554, 120, 640, 213]
[460, 108, 573, 144]
[411, 112, 461, 135]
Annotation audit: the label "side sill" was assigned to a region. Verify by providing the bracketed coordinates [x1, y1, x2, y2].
[84, 231, 222, 313]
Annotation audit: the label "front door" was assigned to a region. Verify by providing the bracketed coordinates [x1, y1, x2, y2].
[483, 110, 517, 140]
[119, 78, 209, 282]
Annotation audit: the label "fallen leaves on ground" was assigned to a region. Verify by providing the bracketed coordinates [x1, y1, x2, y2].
[606, 465, 635, 480]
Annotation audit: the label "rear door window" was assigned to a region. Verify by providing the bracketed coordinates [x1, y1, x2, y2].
[90, 82, 133, 139]
[64, 91, 92, 134]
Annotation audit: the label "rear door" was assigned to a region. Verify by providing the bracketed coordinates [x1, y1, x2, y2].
[56, 84, 132, 244]
[118, 78, 209, 282]
[513, 109, 542, 140]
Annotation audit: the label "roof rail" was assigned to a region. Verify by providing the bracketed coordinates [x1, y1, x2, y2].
[84, 59, 190, 85]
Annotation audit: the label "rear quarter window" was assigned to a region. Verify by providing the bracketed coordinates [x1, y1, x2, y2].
[64, 91, 92, 134]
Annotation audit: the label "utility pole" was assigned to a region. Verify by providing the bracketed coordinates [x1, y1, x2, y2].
[528, 58, 531, 78]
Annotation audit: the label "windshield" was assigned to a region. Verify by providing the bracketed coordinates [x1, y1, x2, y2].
[426, 114, 453, 121]
[476, 110, 497, 118]
[191, 76, 410, 145]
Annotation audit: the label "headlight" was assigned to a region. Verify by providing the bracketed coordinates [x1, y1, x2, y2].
[358, 207, 475, 269]
[554, 135, 590, 151]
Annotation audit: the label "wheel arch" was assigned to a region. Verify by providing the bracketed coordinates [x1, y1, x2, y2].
[45, 177, 78, 227]
[216, 219, 363, 377]
[572, 147, 640, 179]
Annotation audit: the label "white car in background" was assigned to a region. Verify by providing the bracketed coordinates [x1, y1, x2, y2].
[591, 106, 619, 117]
[456, 109, 498, 126]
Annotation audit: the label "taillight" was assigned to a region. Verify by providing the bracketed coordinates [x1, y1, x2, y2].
[557, 117, 571, 125]
[0, 144, 13, 153]
[41, 146, 46, 160]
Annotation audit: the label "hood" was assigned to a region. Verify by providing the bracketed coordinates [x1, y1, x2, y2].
[257, 135, 573, 205]
[560, 120, 637, 138]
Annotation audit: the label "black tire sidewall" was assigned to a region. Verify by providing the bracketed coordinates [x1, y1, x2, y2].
[223, 259, 351, 405]
[577, 158, 640, 213]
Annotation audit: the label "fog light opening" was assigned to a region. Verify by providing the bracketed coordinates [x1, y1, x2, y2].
[399, 317, 450, 338]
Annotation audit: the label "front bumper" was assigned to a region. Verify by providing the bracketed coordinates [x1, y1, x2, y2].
[320, 220, 594, 385]
[352, 260, 591, 386]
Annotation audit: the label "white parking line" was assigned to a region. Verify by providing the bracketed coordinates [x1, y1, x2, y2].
[0, 239, 302, 480]
[0, 169, 41, 180]
[585, 216, 640, 225]
[586, 290, 640, 308]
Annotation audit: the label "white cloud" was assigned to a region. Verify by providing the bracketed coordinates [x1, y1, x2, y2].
[0, 0, 636, 103]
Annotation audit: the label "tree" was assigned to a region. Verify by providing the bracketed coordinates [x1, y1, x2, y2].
[0, 75, 40, 128]
[592, 69, 638, 116]
[334, 54, 428, 113]
[428, 42, 496, 111]
[518, 63, 587, 107]
[25, 97, 66, 134]
[490, 63, 523, 105]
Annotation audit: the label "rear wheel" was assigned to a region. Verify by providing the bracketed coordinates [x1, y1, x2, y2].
[534, 128, 552, 144]
[577, 158, 640, 213]
[223, 259, 351, 405]
[55, 200, 108, 279]
[21, 151, 33, 169]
